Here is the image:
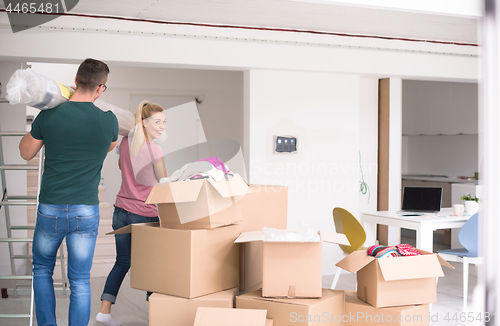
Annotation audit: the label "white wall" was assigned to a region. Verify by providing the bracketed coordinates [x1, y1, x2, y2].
[358, 77, 379, 213]
[388, 78, 403, 211]
[0, 61, 29, 275]
[245, 69, 360, 274]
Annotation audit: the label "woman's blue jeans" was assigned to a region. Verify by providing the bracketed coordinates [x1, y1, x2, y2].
[32, 203, 100, 326]
[100, 207, 159, 304]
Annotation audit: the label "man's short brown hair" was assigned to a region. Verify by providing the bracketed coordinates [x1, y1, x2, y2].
[75, 58, 109, 92]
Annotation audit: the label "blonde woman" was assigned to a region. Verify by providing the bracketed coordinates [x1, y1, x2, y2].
[96, 101, 166, 326]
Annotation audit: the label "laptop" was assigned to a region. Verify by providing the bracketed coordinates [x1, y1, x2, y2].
[397, 187, 443, 215]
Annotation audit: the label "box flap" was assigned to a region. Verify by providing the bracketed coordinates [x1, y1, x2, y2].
[193, 307, 267, 326]
[436, 254, 456, 269]
[377, 254, 445, 281]
[417, 249, 454, 269]
[335, 250, 374, 273]
[235, 231, 266, 243]
[207, 174, 249, 198]
[239, 289, 342, 306]
[319, 230, 350, 246]
[145, 180, 204, 204]
[236, 230, 350, 245]
[106, 222, 160, 235]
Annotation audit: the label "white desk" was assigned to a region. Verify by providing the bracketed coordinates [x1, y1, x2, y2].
[362, 208, 470, 252]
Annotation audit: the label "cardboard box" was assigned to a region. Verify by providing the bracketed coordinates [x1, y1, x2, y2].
[149, 288, 237, 326]
[236, 289, 345, 326]
[336, 250, 453, 308]
[146, 173, 248, 229]
[109, 223, 240, 299]
[239, 242, 264, 294]
[344, 290, 429, 326]
[238, 184, 288, 232]
[194, 307, 268, 326]
[235, 230, 349, 298]
[238, 184, 288, 293]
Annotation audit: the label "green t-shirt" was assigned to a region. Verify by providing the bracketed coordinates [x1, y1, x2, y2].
[30, 101, 119, 205]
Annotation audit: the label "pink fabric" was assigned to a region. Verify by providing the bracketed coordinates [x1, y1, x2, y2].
[195, 156, 231, 175]
[396, 244, 421, 256]
[115, 137, 164, 217]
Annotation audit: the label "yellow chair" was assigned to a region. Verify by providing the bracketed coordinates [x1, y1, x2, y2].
[331, 207, 367, 289]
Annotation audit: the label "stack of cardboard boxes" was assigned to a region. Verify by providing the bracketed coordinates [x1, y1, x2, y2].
[109, 176, 288, 325]
[109, 173, 452, 326]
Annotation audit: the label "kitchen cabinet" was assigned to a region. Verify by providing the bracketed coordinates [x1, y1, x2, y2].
[402, 80, 478, 136]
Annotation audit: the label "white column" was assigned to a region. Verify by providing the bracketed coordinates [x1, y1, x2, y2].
[481, 0, 499, 319]
[388, 78, 403, 244]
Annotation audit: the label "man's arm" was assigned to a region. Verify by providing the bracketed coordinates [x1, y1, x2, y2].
[108, 140, 117, 152]
[19, 133, 44, 161]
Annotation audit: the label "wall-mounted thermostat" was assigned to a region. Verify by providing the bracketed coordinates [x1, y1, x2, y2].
[274, 136, 298, 154]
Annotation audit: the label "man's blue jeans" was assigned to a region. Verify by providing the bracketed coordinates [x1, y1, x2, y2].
[32, 203, 99, 326]
[101, 207, 159, 303]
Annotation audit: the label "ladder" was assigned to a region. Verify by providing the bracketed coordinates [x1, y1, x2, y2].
[0, 130, 68, 325]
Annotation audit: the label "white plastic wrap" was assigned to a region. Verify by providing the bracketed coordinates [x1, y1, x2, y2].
[262, 222, 321, 242]
[94, 99, 135, 136]
[6, 69, 73, 109]
[5, 69, 135, 136]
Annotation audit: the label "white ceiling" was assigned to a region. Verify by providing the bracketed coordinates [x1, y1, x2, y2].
[25, 0, 479, 45]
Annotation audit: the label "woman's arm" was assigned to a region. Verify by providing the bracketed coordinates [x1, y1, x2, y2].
[153, 159, 167, 182]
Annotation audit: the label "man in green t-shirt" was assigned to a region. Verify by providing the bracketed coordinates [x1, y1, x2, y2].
[19, 58, 118, 326]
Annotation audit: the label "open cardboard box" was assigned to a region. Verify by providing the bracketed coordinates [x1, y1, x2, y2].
[236, 289, 345, 326]
[149, 288, 238, 326]
[344, 290, 429, 326]
[238, 184, 288, 293]
[145, 173, 248, 229]
[235, 229, 349, 298]
[108, 222, 240, 299]
[193, 307, 269, 326]
[336, 250, 454, 308]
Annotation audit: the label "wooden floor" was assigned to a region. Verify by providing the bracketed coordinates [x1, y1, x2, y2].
[0, 233, 483, 326]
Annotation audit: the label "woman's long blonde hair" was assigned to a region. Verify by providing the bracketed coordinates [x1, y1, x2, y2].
[130, 100, 164, 156]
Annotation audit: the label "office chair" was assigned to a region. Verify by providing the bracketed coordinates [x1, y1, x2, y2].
[331, 207, 367, 289]
[437, 212, 482, 311]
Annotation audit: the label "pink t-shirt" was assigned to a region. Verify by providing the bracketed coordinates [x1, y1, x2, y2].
[115, 136, 164, 217]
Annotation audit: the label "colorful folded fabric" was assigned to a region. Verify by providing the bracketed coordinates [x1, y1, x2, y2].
[396, 243, 421, 256]
[366, 245, 382, 256]
[366, 243, 420, 258]
[377, 249, 401, 258]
